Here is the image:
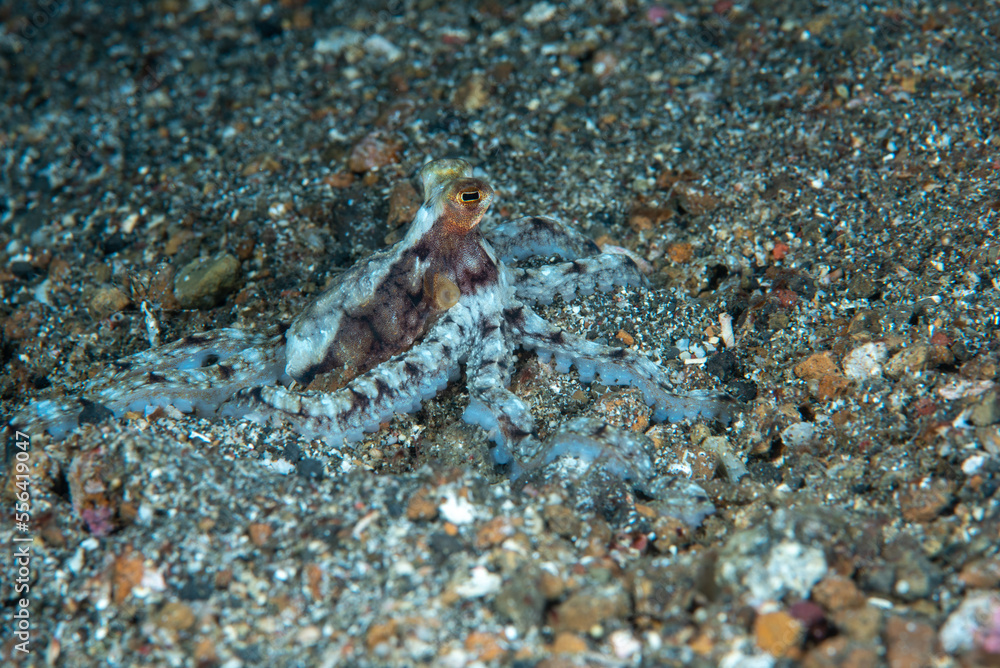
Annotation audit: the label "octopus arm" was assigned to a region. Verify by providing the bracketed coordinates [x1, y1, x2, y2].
[509, 254, 649, 305]
[459, 306, 536, 473]
[218, 309, 471, 446]
[513, 307, 739, 423]
[527, 417, 653, 485]
[13, 329, 287, 438]
[482, 215, 602, 263]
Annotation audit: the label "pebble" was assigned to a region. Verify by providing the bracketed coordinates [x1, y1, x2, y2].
[348, 130, 401, 173]
[939, 592, 999, 654]
[885, 344, 953, 379]
[365, 619, 398, 651]
[972, 389, 1000, 426]
[474, 516, 514, 549]
[552, 584, 630, 634]
[405, 488, 439, 521]
[958, 557, 1000, 589]
[719, 521, 829, 604]
[665, 242, 694, 263]
[387, 180, 420, 228]
[675, 182, 720, 216]
[795, 352, 839, 380]
[464, 631, 504, 662]
[155, 601, 195, 631]
[248, 522, 273, 547]
[755, 610, 803, 657]
[543, 503, 582, 539]
[832, 605, 882, 645]
[811, 575, 865, 612]
[495, 567, 547, 632]
[842, 342, 888, 380]
[452, 74, 491, 113]
[885, 616, 935, 668]
[523, 2, 557, 26]
[551, 632, 588, 654]
[700, 436, 747, 482]
[89, 286, 131, 317]
[802, 637, 879, 668]
[896, 478, 953, 523]
[173, 253, 240, 308]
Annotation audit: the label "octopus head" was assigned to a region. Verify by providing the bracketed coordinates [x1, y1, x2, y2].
[419, 159, 495, 236]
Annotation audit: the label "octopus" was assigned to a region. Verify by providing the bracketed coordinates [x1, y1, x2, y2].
[16, 158, 737, 477]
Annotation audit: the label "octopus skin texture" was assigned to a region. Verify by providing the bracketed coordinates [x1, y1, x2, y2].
[15, 158, 738, 478]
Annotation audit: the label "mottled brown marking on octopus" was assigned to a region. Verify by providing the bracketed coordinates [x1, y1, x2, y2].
[503, 306, 526, 327]
[348, 389, 370, 414]
[216, 364, 233, 380]
[299, 241, 477, 386]
[373, 377, 393, 397]
[147, 372, 167, 383]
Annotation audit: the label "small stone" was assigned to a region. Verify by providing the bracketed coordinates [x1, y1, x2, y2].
[755, 610, 803, 657]
[614, 329, 635, 346]
[795, 352, 839, 380]
[193, 638, 218, 664]
[885, 345, 929, 379]
[173, 253, 240, 308]
[539, 571, 566, 601]
[551, 632, 588, 654]
[939, 592, 999, 654]
[958, 557, 1000, 589]
[628, 205, 673, 232]
[387, 180, 420, 227]
[235, 238, 255, 261]
[495, 566, 547, 631]
[665, 242, 694, 263]
[453, 74, 491, 113]
[675, 183, 719, 215]
[156, 601, 195, 631]
[323, 172, 354, 188]
[803, 637, 879, 668]
[464, 631, 504, 662]
[843, 342, 888, 380]
[885, 616, 934, 668]
[818, 373, 852, 400]
[543, 504, 582, 539]
[296, 625, 322, 645]
[551, 584, 630, 634]
[700, 436, 746, 482]
[832, 605, 882, 644]
[847, 273, 878, 299]
[651, 514, 689, 551]
[972, 390, 1000, 427]
[89, 286, 131, 317]
[112, 549, 145, 604]
[812, 575, 865, 611]
[348, 130, 401, 173]
[897, 479, 953, 523]
[248, 522, 273, 547]
[365, 619, 398, 651]
[475, 516, 514, 549]
[524, 1, 557, 26]
[406, 488, 439, 521]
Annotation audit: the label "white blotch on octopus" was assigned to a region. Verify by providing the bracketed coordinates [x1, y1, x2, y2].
[14, 159, 738, 480]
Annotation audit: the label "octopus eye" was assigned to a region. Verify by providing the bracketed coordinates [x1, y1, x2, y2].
[460, 190, 481, 203]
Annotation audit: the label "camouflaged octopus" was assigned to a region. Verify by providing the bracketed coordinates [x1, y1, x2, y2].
[18, 159, 735, 475]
